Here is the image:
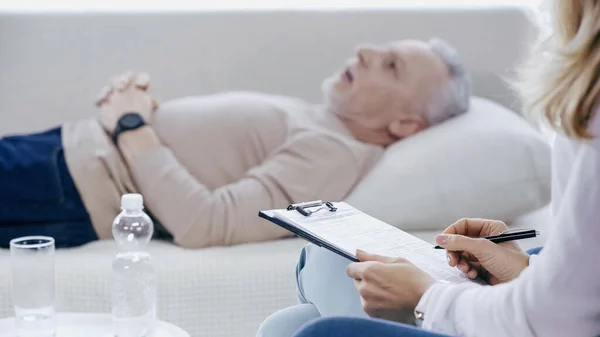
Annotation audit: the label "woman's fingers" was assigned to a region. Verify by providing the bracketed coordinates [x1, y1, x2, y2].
[457, 259, 471, 274]
[442, 218, 508, 237]
[442, 218, 486, 236]
[458, 259, 480, 279]
[456, 255, 483, 272]
[447, 251, 460, 267]
[460, 251, 478, 262]
[436, 234, 495, 259]
[441, 218, 509, 273]
[448, 250, 478, 268]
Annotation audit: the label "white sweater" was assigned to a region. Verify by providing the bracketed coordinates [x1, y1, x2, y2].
[417, 109, 600, 336]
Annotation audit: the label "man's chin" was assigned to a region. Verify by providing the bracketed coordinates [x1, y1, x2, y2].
[322, 77, 344, 110]
[321, 76, 336, 94]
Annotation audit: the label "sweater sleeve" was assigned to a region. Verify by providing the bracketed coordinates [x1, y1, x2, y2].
[416, 139, 600, 337]
[129, 133, 360, 248]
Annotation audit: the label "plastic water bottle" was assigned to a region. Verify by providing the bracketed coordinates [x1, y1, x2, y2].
[111, 193, 157, 337]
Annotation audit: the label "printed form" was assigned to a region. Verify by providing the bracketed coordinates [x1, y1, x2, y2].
[275, 202, 477, 284]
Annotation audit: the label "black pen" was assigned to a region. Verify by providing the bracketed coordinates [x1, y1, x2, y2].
[433, 229, 540, 249]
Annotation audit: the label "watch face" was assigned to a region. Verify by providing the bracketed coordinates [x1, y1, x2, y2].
[121, 113, 143, 128]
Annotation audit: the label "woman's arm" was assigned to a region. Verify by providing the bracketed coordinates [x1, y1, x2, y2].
[346, 134, 600, 336]
[418, 140, 600, 337]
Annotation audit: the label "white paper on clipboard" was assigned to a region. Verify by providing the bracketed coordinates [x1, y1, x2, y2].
[274, 202, 478, 284]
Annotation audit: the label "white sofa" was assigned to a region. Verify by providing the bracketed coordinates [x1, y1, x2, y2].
[0, 6, 548, 337]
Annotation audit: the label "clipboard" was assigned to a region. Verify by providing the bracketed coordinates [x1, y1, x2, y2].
[260, 201, 485, 285]
[258, 201, 359, 262]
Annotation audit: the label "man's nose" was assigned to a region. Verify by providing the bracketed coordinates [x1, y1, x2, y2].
[357, 45, 382, 67]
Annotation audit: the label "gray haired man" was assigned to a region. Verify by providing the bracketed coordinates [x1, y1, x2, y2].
[0, 38, 469, 250]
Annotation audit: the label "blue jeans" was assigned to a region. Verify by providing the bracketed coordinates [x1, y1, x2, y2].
[294, 317, 452, 337]
[258, 245, 543, 337]
[0, 127, 97, 248]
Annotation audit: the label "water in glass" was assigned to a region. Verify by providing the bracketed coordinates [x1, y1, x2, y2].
[10, 236, 56, 337]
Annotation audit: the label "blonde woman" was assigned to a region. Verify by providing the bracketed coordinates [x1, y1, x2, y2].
[258, 1, 600, 336]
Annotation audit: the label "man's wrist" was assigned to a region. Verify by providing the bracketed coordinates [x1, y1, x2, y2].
[111, 112, 148, 145]
[117, 125, 161, 165]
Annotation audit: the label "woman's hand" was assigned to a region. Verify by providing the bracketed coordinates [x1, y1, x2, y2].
[436, 218, 530, 285]
[96, 71, 158, 133]
[346, 251, 435, 323]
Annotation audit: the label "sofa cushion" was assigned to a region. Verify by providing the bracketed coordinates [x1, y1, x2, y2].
[0, 239, 308, 337]
[345, 97, 551, 230]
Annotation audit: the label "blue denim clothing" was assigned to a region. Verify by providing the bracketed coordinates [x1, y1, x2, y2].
[0, 127, 97, 248]
[293, 317, 453, 337]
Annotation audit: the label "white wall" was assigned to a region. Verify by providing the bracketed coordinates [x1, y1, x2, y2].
[0, 0, 542, 12]
[0, 7, 538, 135]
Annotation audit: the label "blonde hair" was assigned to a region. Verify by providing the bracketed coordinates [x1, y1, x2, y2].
[517, 0, 600, 139]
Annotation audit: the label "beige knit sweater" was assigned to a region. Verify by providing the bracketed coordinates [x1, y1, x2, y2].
[62, 92, 382, 248]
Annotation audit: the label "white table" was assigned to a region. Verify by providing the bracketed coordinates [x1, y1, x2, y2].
[0, 313, 190, 337]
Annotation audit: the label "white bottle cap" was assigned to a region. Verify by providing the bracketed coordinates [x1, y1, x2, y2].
[121, 193, 144, 210]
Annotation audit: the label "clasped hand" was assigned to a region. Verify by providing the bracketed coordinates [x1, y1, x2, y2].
[346, 218, 531, 322]
[95, 71, 158, 133]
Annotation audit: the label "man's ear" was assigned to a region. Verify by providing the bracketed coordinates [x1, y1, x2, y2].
[387, 116, 428, 139]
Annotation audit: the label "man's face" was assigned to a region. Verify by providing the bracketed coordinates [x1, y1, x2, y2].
[323, 40, 450, 131]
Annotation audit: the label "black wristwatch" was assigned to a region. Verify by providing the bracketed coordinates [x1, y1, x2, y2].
[112, 112, 147, 145]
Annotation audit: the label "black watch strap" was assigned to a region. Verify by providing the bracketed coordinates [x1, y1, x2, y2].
[112, 112, 147, 145]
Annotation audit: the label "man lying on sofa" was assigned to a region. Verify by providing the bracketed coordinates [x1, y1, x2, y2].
[0, 38, 470, 249]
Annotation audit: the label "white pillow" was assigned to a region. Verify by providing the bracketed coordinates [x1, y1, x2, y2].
[345, 97, 551, 231]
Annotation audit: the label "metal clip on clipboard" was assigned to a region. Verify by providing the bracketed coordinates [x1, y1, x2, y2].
[286, 200, 338, 217]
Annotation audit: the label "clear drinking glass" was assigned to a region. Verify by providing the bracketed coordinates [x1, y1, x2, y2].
[10, 236, 56, 337]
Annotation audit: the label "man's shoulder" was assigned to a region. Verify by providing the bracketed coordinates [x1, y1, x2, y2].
[282, 127, 384, 179]
[285, 129, 368, 162]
